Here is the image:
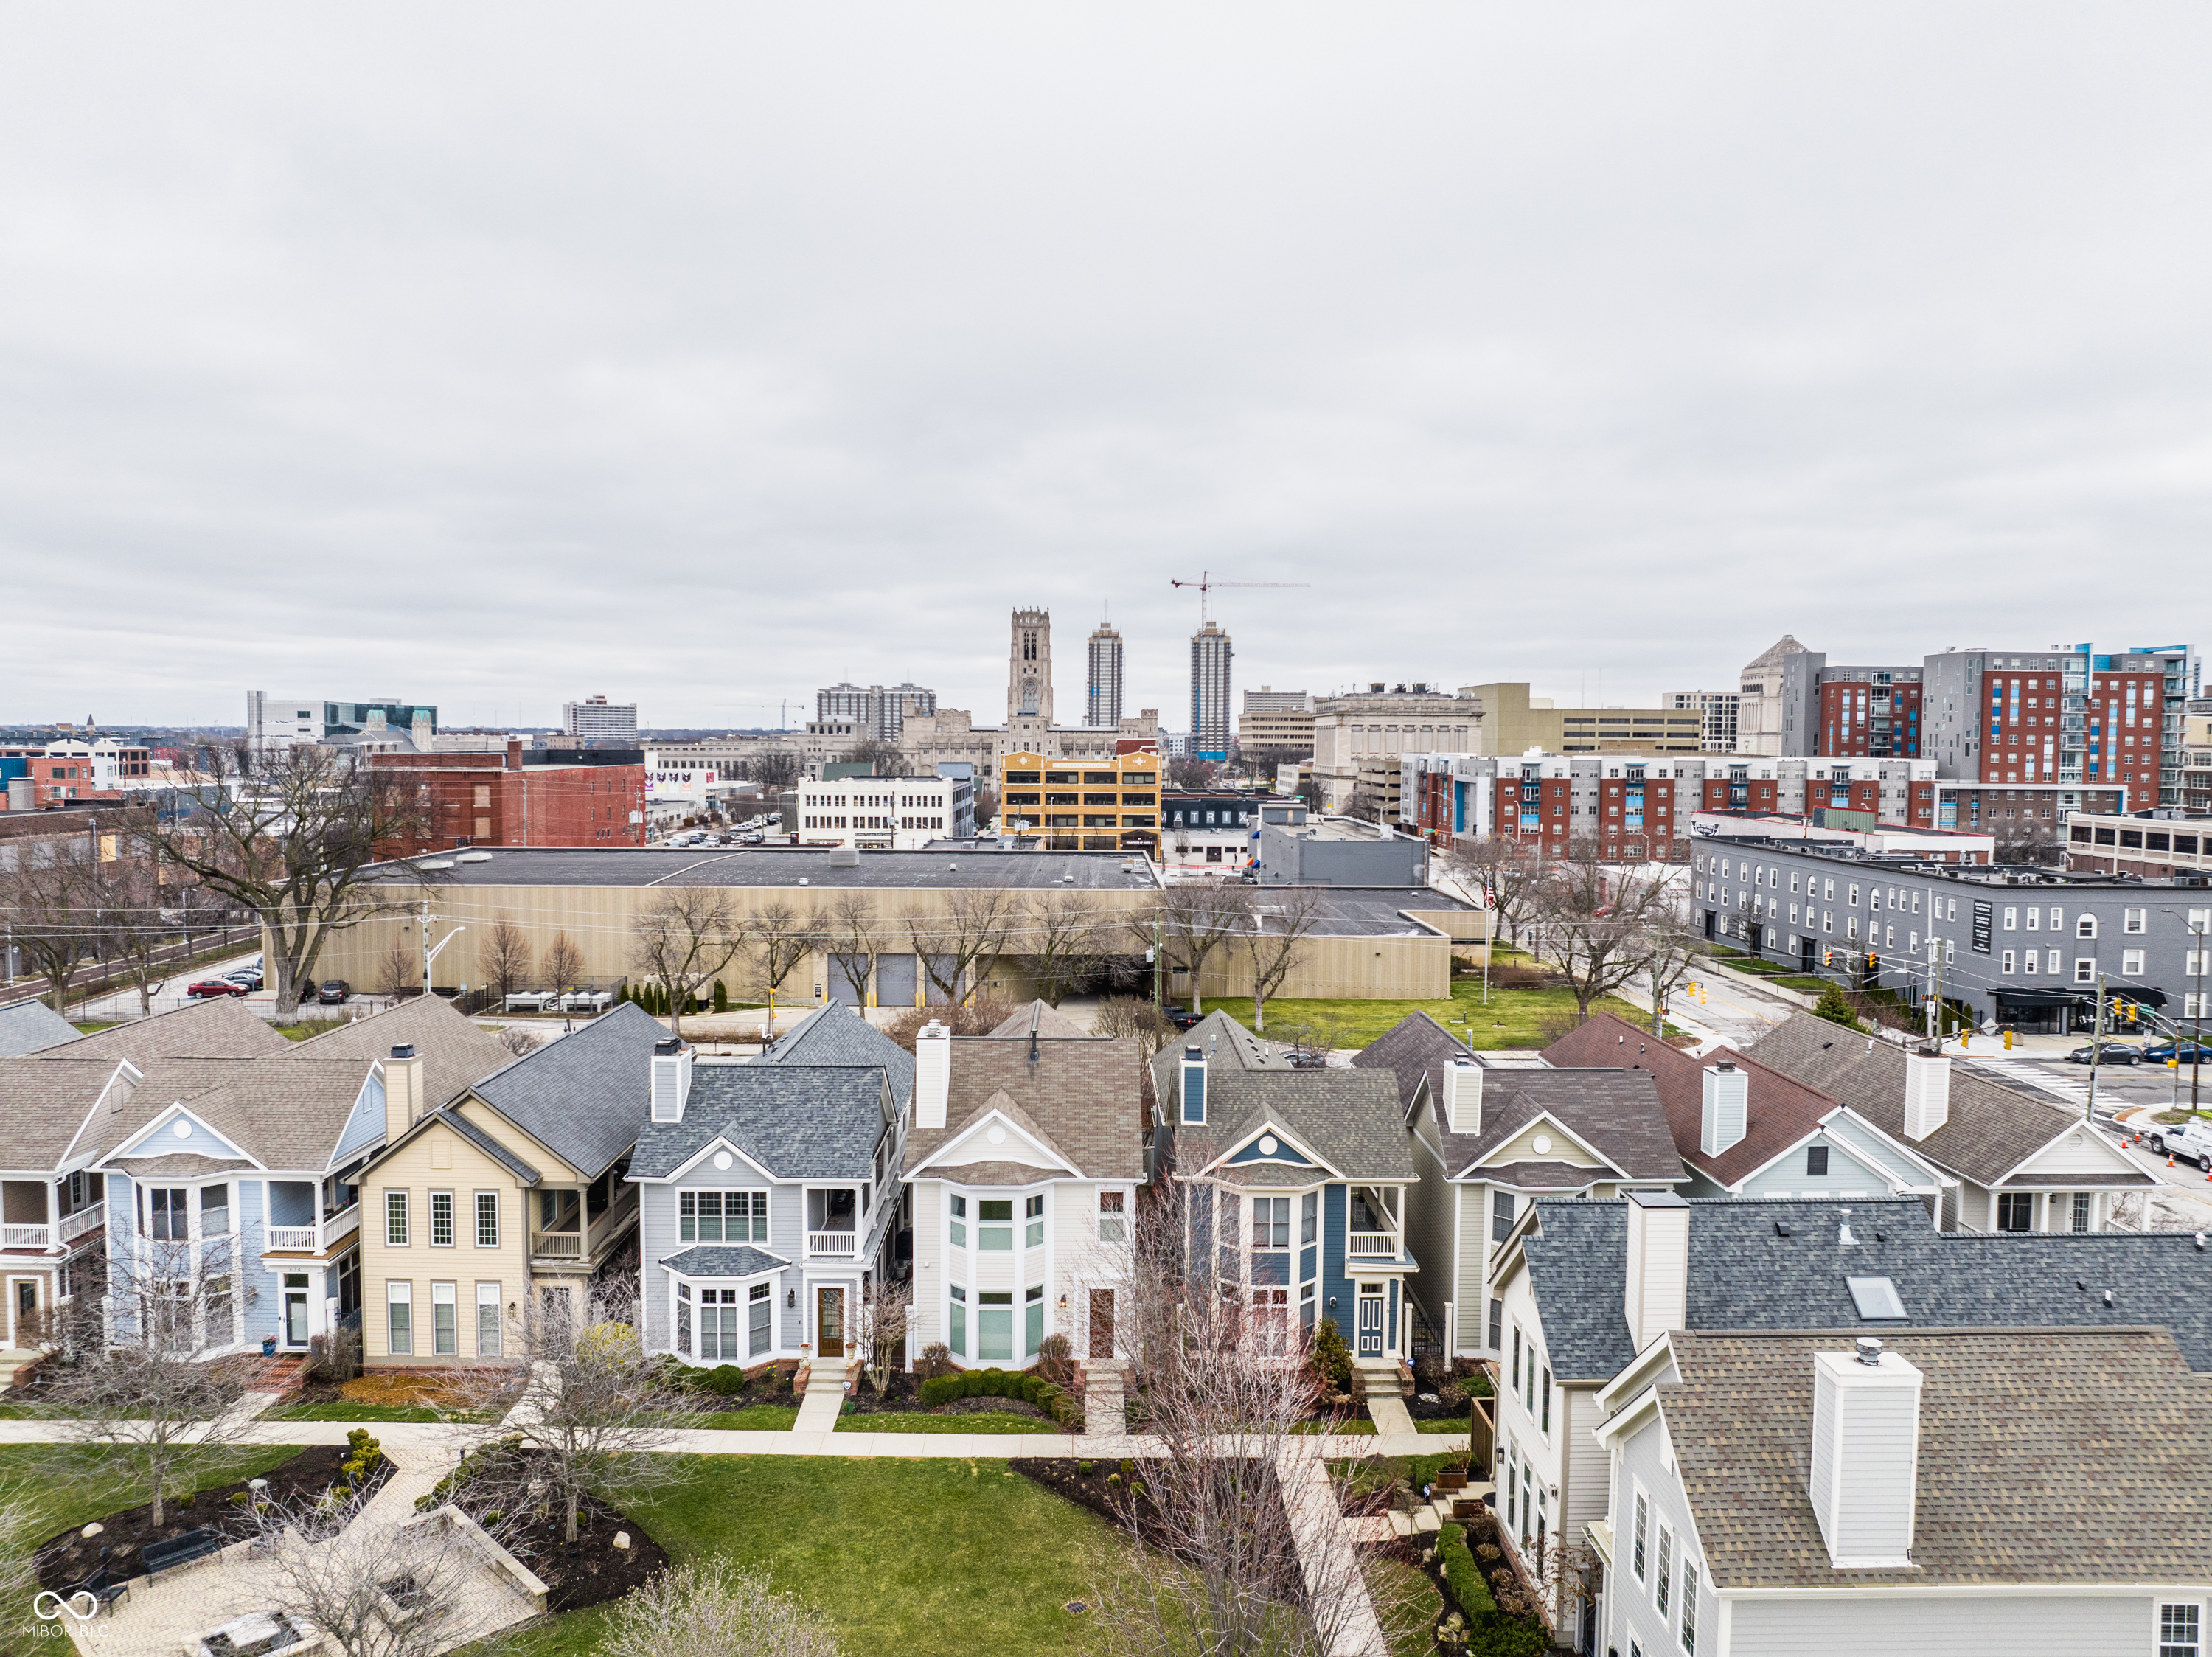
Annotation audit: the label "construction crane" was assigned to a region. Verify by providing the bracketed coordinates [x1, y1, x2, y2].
[1169, 570, 1310, 627]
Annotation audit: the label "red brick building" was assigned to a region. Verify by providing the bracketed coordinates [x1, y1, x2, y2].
[1815, 674, 1921, 757]
[371, 743, 646, 855]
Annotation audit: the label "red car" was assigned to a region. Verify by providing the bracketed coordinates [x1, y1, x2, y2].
[186, 979, 249, 999]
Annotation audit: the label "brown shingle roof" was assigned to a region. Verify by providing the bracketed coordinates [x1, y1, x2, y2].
[1661, 1327, 2212, 1590]
[1544, 1011, 1846, 1188]
[43, 997, 291, 1061]
[905, 1035, 1145, 1183]
[286, 997, 515, 1117]
[984, 1001, 1095, 1041]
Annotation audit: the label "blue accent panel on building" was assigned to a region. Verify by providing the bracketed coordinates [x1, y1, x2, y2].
[1299, 1244, 1318, 1283]
[1228, 1133, 1312, 1166]
[1183, 1065, 1206, 1125]
[136, 1111, 246, 1163]
[333, 1077, 386, 1164]
[1251, 1251, 1289, 1287]
[1321, 1184, 1353, 1341]
[1388, 1277, 1399, 1348]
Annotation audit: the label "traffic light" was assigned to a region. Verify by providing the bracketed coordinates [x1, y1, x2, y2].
[1866, 951, 1878, 972]
[2003, 1029, 2014, 1051]
[1958, 1026, 1970, 1049]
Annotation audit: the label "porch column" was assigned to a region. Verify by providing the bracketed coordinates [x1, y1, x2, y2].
[46, 1177, 60, 1251]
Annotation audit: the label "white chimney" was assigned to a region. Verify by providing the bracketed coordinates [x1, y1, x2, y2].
[383, 1044, 424, 1142]
[1622, 1191, 1690, 1352]
[650, 1038, 693, 1123]
[1902, 1048, 1950, 1142]
[1809, 1339, 1922, 1569]
[915, 1021, 951, 1130]
[1441, 1058, 1482, 1136]
[1700, 1062, 1749, 1156]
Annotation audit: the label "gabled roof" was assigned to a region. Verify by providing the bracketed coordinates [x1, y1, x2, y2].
[1745, 1012, 2150, 1189]
[421, 1104, 543, 1184]
[761, 1004, 914, 1109]
[906, 1035, 1146, 1184]
[1357, 1010, 1683, 1186]
[1175, 1069, 1415, 1185]
[1515, 1195, 2212, 1382]
[0, 1059, 128, 1169]
[630, 1066, 886, 1182]
[660, 1244, 788, 1278]
[0, 996, 83, 1057]
[1543, 1011, 1859, 1189]
[1146, 1010, 1290, 1106]
[43, 996, 291, 1062]
[984, 1000, 1095, 1041]
[288, 996, 515, 1120]
[1660, 1327, 2212, 1591]
[462, 1000, 665, 1179]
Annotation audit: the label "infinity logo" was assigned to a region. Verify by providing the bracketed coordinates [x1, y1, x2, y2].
[33, 1589, 101, 1622]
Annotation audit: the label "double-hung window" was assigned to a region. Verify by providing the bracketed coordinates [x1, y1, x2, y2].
[978, 1201, 1014, 1250]
[1025, 1194, 1046, 1248]
[1632, 1490, 1648, 1582]
[949, 1195, 967, 1248]
[385, 1191, 409, 1246]
[681, 1190, 768, 1243]
[431, 1282, 457, 1355]
[949, 1285, 967, 1357]
[1492, 1190, 1516, 1244]
[386, 1281, 413, 1355]
[476, 1192, 499, 1248]
[1300, 1192, 1318, 1246]
[1098, 1190, 1125, 1243]
[748, 1282, 773, 1357]
[1655, 1527, 1673, 1616]
[2160, 1603, 2202, 1657]
[476, 1282, 501, 1355]
[430, 1191, 454, 1248]
[1252, 1198, 1290, 1249]
[1680, 1558, 1698, 1653]
[699, 1288, 740, 1358]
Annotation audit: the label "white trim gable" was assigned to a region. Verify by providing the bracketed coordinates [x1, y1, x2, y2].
[1457, 1109, 1612, 1181]
[2000, 1122, 2144, 1184]
[913, 1108, 1079, 1178]
[55, 1059, 144, 1168]
[1719, 1108, 1945, 1198]
[1196, 1117, 1340, 1181]
[1823, 1105, 1954, 1189]
[656, 1136, 784, 1187]
[100, 1099, 265, 1170]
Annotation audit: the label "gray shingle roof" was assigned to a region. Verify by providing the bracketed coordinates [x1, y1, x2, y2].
[1662, 1327, 2212, 1589]
[906, 1035, 1147, 1184]
[1174, 1069, 1416, 1184]
[0, 996, 83, 1057]
[1745, 1012, 2139, 1189]
[46, 997, 291, 1061]
[287, 996, 516, 1119]
[1517, 1195, 2212, 1380]
[0, 1059, 125, 1167]
[630, 1066, 886, 1182]
[658, 1244, 788, 1277]
[426, 1105, 543, 1184]
[762, 1005, 914, 1109]
[984, 1001, 1094, 1041]
[465, 1000, 666, 1178]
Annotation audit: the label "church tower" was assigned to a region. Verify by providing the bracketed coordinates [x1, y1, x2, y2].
[1008, 609, 1054, 726]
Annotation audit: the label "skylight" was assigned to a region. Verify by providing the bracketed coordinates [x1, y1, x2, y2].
[1845, 1276, 1908, 1320]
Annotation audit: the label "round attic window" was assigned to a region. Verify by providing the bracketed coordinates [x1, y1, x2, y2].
[1531, 1134, 1553, 1156]
[173, 1119, 192, 1139]
[1259, 1136, 1279, 1156]
[712, 1151, 734, 1171]
[987, 1125, 1007, 1145]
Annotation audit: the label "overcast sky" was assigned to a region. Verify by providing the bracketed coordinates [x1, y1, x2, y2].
[4, 5, 2208, 732]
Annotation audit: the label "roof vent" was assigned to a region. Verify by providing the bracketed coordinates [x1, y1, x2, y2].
[2103, 1289, 2115, 1307]
[1854, 1335, 1885, 1366]
[828, 847, 860, 867]
[389, 1044, 416, 1060]
[1775, 1218, 1792, 1237]
[1837, 1207, 1857, 1247]
[2196, 1233, 2207, 1252]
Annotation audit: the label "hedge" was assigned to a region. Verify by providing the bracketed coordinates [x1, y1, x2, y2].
[1435, 1522, 1497, 1626]
[916, 1365, 1083, 1430]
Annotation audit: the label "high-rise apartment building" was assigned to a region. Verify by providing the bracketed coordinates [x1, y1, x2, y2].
[562, 695, 639, 741]
[815, 681, 938, 743]
[1773, 654, 1924, 758]
[1086, 621, 1124, 729]
[1189, 622, 1233, 760]
[1664, 689, 1741, 753]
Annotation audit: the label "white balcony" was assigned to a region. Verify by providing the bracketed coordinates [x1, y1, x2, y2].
[807, 1230, 858, 1259]
[1346, 1230, 1402, 1259]
[1, 1222, 55, 1251]
[265, 1225, 318, 1251]
[321, 1201, 361, 1248]
[531, 1187, 637, 1265]
[59, 1202, 105, 1245]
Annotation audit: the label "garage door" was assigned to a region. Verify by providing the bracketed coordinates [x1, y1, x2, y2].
[827, 961, 866, 1006]
[922, 954, 960, 1004]
[875, 953, 919, 1009]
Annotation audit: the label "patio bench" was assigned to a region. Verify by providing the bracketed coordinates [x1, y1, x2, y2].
[142, 1528, 225, 1578]
[62, 1565, 130, 1615]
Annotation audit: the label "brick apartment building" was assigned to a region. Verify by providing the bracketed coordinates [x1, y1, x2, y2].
[1922, 644, 2198, 806]
[0, 740, 152, 809]
[371, 742, 646, 854]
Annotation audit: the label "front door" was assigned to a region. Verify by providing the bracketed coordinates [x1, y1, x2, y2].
[8, 1278, 38, 1347]
[1089, 1288, 1115, 1358]
[816, 1286, 844, 1358]
[1355, 1285, 1385, 1357]
[283, 1271, 311, 1347]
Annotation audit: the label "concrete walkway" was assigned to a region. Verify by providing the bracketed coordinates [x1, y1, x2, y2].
[791, 1358, 848, 1433]
[1278, 1450, 1387, 1657]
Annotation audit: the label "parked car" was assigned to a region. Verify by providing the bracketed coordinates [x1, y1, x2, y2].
[187, 979, 248, 999]
[2065, 1043, 2140, 1065]
[316, 979, 351, 1004]
[224, 968, 264, 990]
[2140, 1040, 2212, 1065]
[2149, 1118, 2212, 1169]
[1162, 1005, 1204, 1032]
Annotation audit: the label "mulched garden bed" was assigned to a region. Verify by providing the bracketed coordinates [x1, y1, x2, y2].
[490, 1491, 670, 1614]
[32, 1445, 382, 1592]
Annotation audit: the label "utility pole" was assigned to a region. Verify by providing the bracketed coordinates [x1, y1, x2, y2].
[1924, 937, 1943, 1041]
[1152, 909, 1164, 1010]
[2192, 914, 2206, 1116]
[2085, 973, 2107, 1123]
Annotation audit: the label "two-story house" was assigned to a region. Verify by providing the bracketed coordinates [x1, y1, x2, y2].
[1747, 1012, 2152, 1230]
[1592, 1327, 2212, 1657]
[359, 999, 667, 1366]
[1544, 1012, 1952, 1209]
[1357, 1011, 1686, 1363]
[1155, 1015, 1419, 1366]
[907, 1016, 1145, 1369]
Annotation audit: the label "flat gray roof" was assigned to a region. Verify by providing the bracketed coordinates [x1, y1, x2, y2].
[375, 846, 1163, 892]
[1264, 888, 1475, 936]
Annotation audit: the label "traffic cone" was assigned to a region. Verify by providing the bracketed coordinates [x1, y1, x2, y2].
[2169, 1153, 2177, 1167]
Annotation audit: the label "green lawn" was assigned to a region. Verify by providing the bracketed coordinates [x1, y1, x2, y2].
[698, 1405, 799, 1431]
[1415, 1419, 1472, 1434]
[261, 1400, 485, 1422]
[834, 1410, 1053, 1434]
[1250, 976, 1663, 1051]
[499, 1456, 1130, 1657]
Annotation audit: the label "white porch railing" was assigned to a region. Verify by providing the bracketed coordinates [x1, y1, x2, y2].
[1346, 1231, 1401, 1258]
[266, 1225, 318, 1251]
[808, 1230, 857, 1258]
[321, 1202, 361, 1248]
[60, 1202, 105, 1244]
[532, 1231, 582, 1259]
[1, 1222, 55, 1250]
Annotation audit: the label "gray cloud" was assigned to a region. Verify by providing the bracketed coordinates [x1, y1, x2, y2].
[3, 4, 2208, 729]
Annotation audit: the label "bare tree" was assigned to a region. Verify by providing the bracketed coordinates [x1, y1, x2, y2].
[44, 1230, 271, 1526]
[446, 1277, 708, 1543]
[374, 933, 420, 998]
[847, 1277, 911, 1397]
[0, 840, 99, 1013]
[904, 887, 1020, 1005]
[1166, 755, 1220, 793]
[746, 898, 820, 1009]
[97, 852, 184, 1019]
[605, 1559, 838, 1657]
[632, 887, 746, 1038]
[1527, 842, 1682, 1020]
[133, 740, 436, 1017]
[822, 890, 877, 1005]
[478, 914, 535, 1003]
[1247, 889, 1325, 1034]
[1020, 889, 1103, 1005]
[0, 1476, 37, 1602]
[849, 737, 908, 777]
[1155, 883, 1253, 1017]
[747, 746, 801, 795]
[1445, 834, 1543, 952]
[542, 929, 586, 994]
[1094, 996, 1176, 1055]
[1643, 903, 1700, 1038]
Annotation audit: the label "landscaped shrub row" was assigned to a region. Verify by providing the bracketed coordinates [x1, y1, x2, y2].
[917, 1366, 1083, 1430]
[1435, 1521, 1496, 1623]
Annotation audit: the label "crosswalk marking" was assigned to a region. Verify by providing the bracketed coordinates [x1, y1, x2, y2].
[1964, 1056, 2093, 1108]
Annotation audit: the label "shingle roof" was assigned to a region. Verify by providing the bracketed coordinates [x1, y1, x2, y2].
[107, 1152, 254, 1177]
[44, 997, 291, 1061]
[984, 1001, 1095, 1041]
[1145, 1011, 1291, 1114]
[658, 1244, 788, 1278]
[907, 1035, 1146, 1184]
[630, 1065, 886, 1182]
[1661, 1327, 2212, 1590]
[928, 1158, 1078, 1184]
[1174, 1069, 1416, 1184]
[287, 997, 515, 1117]
[1745, 1012, 2139, 1189]
[465, 1001, 665, 1178]
[0, 1059, 125, 1167]
[1517, 1196, 2212, 1380]
[1355, 1011, 1683, 1186]
[0, 996, 83, 1057]
[425, 1105, 543, 1184]
[1544, 1012, 1855, 1188]
[762, 1005, 914, 1109]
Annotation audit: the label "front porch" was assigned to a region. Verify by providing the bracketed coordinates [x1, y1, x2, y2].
[529, 1168, 639, 1268]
